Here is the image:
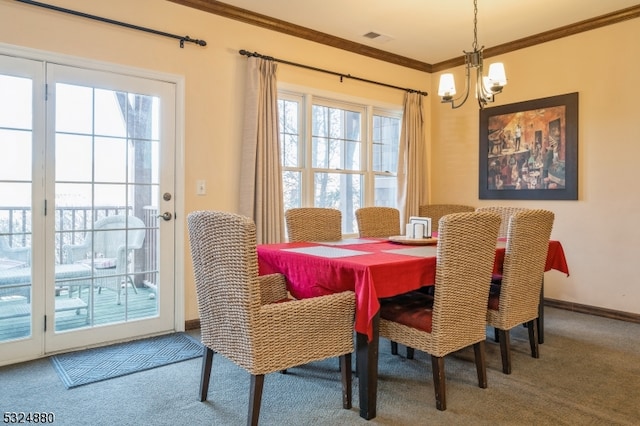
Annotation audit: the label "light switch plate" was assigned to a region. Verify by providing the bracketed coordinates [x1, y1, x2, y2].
[196, 180, 206, 195]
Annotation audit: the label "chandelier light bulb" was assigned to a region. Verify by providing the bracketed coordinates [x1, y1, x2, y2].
[438, 73, 457, 100]
[487, 62, 507, 90]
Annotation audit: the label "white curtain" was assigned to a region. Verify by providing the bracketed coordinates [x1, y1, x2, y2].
[239, 57, 285, 244]
[396, 92, 426, 227]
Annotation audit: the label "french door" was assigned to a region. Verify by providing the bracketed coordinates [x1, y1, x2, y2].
[0, 50, 179, 365]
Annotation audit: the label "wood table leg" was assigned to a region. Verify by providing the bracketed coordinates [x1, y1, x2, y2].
[356, 312, 379, 420]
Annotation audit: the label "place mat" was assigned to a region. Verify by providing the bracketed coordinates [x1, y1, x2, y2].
[283, 246, 370, 258]
[50, 332, 203, 389]
[384, 246, 438, 258]
[314, 238, 378, 246]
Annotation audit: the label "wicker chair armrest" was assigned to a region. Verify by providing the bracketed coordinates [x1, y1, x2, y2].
[62, 243, 89, 264]
[258, 273, 289, 304]
[260, 290, 355, 333]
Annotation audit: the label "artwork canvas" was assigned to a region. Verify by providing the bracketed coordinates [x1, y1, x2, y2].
[479, 93, 578, 200]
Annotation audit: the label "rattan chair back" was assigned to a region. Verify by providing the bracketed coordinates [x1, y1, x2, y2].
[418, 204, 475, 232]
[487, 209, 555, 330]
[475, 206, 529, 238]
[355, 207, 401, 238]
[285, 207, 342, 242]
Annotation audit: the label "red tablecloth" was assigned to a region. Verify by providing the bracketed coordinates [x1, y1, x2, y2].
[258, 238, 569, 341]
[492, 238, 569, 277]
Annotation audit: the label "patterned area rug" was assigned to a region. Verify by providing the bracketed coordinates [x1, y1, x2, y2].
[50, 332, 203, 389]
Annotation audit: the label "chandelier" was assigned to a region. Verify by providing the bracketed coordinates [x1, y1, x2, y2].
[438, 0, 507, 109]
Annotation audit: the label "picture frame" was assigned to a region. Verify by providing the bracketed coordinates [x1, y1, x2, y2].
[479, 92, 578, 200]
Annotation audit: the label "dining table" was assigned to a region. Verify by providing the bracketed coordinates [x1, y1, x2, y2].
[257, 237, 569, 420]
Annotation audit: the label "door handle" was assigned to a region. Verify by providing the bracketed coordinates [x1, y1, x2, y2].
[157, 212, 172, 221]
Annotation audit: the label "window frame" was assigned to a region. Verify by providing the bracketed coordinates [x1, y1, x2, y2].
[278, 86, 402, 236]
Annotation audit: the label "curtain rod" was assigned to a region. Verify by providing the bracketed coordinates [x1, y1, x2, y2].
[16, 0, 207, 48]
[239, 50, 428, 96]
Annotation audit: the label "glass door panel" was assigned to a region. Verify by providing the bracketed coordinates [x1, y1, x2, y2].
[45, 63, 175, 353]
[53, 84, 161, 332]
[0, 54, 45, 365]
[0, 72, 34, 343]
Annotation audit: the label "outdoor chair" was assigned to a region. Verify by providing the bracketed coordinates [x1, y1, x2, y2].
[378, 212, 501, 411]
[487, 209, 555, 374]
[0, 237, 31, 266]
[62, 215, 145, 304]
[285, 207, 342, 242]
[187, 210, 355, 425]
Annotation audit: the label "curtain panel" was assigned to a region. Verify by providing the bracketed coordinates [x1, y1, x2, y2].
[239, 57, 285, 244]
[396, 92, 426, 227]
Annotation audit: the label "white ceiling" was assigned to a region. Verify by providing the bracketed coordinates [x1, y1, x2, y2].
[219, 0, 639, 64]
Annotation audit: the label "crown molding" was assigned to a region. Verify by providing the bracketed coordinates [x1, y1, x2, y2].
[432, 4, 640, 72]
[169, 0, 640, 74]
[168, 0, 432, 71]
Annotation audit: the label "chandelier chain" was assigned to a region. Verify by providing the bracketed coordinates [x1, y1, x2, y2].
[472, 0, 479, 50]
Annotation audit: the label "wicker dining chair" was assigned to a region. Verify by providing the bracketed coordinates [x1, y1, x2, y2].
[475, 206, 529, 238]
[187, 210, 355, 426]
[418, 204, 475, 233]
[378, 211, 501, 411]
[284, 207, 342, 242]
[355, 207, 401, 238]
[487, 209, 554, 374]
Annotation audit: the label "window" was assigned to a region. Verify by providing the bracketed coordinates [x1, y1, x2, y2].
[278, 91, 401, 235]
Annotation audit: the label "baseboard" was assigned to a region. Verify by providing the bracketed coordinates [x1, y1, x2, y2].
[544, 298, 640, 324]
[185, 318, 200, 330]
[184, 301, 640, 331]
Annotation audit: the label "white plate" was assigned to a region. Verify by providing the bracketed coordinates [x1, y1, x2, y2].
[388, 235, 438, 245]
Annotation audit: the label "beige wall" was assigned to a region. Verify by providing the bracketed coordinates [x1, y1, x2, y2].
[432, 18, 640, 314]
[2, 0, 638, 321]
[0, 0, 430, 321]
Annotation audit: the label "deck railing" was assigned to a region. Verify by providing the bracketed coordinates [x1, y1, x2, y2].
[1, 206, 158, 288]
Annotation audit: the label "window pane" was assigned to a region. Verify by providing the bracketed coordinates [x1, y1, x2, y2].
[0, 182, 31, 210]
[95, 137, 128, 183]
[312, 136, 329, 168]
[314, 172, 362, 234]
[94, 89, 127, 138]
[282, 133, 299, 168]
[0, 75, 32, 129]
[55, 134, 92, 182]
[312, 105, 362, 171]
[278, 99, 300, 168]
[374, 175, 397, 207]
[56, 83, 93, 134]
[283, 170, 301, 211]
[372, 114, 400, 173]
[0, 129, 31, 180]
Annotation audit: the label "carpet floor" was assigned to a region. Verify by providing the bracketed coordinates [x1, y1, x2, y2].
[1, 307, 638, 425]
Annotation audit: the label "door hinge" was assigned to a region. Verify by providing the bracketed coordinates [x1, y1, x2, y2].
[44, 199, 47, 216]
[44, 315, 47, 331]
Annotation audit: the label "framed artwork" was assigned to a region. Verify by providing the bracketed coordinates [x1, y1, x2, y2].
[479, 92, 578, 200]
